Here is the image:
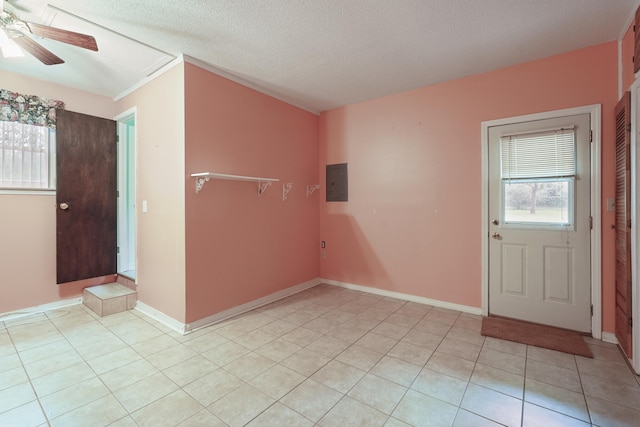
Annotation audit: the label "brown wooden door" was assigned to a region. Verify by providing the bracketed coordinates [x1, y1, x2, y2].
[56, 110, 117, 284]
[615, 91, 633, 358]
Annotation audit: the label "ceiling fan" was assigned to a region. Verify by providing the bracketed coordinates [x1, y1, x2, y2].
[0, 0, 97, 65]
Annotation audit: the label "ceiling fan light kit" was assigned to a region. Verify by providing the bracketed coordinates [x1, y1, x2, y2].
[0, 1, 97, 65]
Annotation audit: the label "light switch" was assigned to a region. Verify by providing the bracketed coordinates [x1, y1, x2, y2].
[606, 198, 615, 212]
[142, 200, 148, 213]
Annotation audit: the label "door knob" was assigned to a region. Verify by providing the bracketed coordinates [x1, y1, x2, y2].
[59, 202, 69, 210]
[491, 232, 501, 239]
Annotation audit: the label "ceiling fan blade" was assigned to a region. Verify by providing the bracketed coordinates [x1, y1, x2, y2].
[26, 21, 98, 51]
[12, 34, 64, 65]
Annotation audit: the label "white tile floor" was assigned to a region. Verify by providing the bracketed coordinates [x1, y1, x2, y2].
[1, 284, 639, 426]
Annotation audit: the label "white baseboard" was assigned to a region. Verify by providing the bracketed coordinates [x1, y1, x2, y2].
[185, 277, 322, 333]
[135, 277, 322, 335]
[601, 331, 619, 344]
[321, 279, 483, 315]
[135, 301, 187, 335]
[0, 297, 83, 322]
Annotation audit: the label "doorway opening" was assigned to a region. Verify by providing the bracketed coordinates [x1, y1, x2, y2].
[116, 109, 137, 280]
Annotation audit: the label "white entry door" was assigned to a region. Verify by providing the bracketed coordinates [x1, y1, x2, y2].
[488, 113, 591, 332]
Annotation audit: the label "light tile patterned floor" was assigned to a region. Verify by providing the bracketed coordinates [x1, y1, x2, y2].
[1, 284, 639, 426]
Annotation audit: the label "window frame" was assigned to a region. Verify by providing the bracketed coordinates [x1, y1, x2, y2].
[501, 177, 576, 230]
[0, 121, 56, 193]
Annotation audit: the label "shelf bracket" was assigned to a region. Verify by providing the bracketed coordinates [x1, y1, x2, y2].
[282, 183, 293, 201]
[258, 181, 273, 196]
[195, 176, 211, 193]
[306, 184, 320, 197]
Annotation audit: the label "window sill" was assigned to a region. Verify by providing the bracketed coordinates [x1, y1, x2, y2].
[0, 189, 56, 196]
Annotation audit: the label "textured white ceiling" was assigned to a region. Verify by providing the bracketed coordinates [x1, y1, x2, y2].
[1, 0, 639, 113]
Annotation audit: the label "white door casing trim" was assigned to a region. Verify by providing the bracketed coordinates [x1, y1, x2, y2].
[630, 80, 640, 373]
[114, 106, 138, 283]
[481, 104, 602, 339]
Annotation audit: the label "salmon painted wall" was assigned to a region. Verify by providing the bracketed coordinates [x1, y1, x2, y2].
[115, 64, 187, 323]
[0, 70, 115, 313]
[319, 42, 619, 332]
[184, 62, 319, 323]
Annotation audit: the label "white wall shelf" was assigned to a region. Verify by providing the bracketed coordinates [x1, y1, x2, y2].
[191, 172, 279, 195]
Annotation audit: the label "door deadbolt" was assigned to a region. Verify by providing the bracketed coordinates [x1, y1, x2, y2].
[59, 202, 69, 210]
[492, 219, 499, 225]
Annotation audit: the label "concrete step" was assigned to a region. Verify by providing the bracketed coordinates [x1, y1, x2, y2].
[83, 283, 137, 317]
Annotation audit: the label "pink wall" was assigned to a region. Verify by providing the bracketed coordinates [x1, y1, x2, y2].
[184, 63, 319, 323]
[0, 71, 116, 120]
[115, 64, 187, 323]
[319, 42, 619, 332]
[0, 71, 115, 313]
[0, 39, 623, 337]
[2, 64, 189, 322]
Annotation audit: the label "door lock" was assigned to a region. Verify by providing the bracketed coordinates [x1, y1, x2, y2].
[492, 219, 499, 225]
[59, 202, 69, 210]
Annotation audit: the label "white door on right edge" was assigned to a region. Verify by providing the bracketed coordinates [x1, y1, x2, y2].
[488, 113, 591, 333]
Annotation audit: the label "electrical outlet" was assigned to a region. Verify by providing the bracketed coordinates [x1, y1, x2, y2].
[606, 198, 615, 212]
[322, 249, 326, 259]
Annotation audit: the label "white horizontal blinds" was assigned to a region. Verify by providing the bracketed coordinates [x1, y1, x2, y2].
[0, 120, 52, 188]
[501, 128, 576, 180]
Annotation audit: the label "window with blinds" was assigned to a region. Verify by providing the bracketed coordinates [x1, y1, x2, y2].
[501, 128, 576, 180]
[0, 121, 56, 189]
[500, 128, 575, 226]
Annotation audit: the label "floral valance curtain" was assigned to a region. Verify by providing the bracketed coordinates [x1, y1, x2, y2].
[0, 89, 65, 128]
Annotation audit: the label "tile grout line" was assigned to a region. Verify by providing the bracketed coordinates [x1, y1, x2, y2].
[97, 313, 198, 425]
[3, 320, 49, 426]
[303, 298, 412, 426]
[573, 351, 595, 426]
[4, 285, 639, 426]
[521, 344, 529, 427]
[44, 307, 120, 424]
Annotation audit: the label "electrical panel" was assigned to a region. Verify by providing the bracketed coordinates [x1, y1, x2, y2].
[326, 163, 348, 202]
